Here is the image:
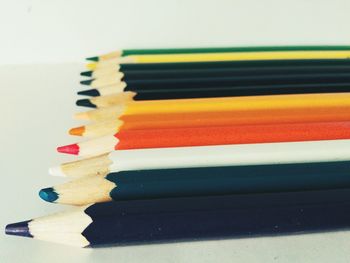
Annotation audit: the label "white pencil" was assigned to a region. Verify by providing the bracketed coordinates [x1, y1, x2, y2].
[50, 139, 350, 178]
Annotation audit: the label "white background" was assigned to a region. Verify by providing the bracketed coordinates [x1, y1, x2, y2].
[1, 0, 350, 65]
[1, 0, 350, 262]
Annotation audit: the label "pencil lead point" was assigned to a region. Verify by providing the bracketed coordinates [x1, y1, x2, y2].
[86, 56, 99, 62]
[80, 71, 93, 77]
[86, 63, 97, 70]
[80, 79, 94, 86]
[57, 143, 80, 155]
[77, 89, 100, 97]
[39, 188, 58, 203]
[69, 126, 85, 136]
[5, 220, 33, 238]
[76, 99, 96, 108]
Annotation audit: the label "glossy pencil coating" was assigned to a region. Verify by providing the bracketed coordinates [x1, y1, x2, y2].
[7, 188, 350, 247]
[58, 121, 350, 157]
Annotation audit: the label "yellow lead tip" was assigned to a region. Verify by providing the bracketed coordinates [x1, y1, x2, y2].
[86, 62, 97, 70]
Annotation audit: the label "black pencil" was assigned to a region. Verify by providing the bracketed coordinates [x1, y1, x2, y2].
[77, 82, 350, 108]
[81, 59, 350, 78]
[6, 188, 350, 247]
[80, 65, 350, 88]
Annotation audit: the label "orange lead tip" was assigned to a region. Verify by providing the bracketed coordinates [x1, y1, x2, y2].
[69, 126, 85, 136]
[57, 144, 80, 155]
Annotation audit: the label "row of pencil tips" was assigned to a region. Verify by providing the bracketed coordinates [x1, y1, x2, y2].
[6, 45, 350, 247]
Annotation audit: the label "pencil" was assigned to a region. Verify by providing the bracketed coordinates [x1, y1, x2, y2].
[7, 188, 350, 247]
[70, 105, 350, 138]
[73, 93, 350, 122]
[86, 45, 350, 61]
[82, 59, 350, 78]
[39, 161, 350, 206]
[58, 121, 350, 157]
[79, 66, 350, 88]
[86, 51, 350, 71]
[77, 82, 350, 109]
[49, 139, 350, 179]
[78, 73, 350, 104]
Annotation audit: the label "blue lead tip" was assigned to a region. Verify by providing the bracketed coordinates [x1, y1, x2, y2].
[5, 220, 33, 238]
[39, 187, 58, 203]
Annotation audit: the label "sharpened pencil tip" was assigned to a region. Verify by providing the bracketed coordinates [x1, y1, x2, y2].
[80, 79, 94, 86]
[87, 63, 97, 70]
[80, 71, 93, 77]
[57, 143, 80, 155]
[69, 126, 85, 136]
[39, 188, 58, 203]
[5, 220, 33, 238]
[78, 89, 101, 97]
[86, 56, 99, 62]
[76, 99, 96, 108]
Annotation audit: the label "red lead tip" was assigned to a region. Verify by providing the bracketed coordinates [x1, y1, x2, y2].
[57, 143, 80, 155]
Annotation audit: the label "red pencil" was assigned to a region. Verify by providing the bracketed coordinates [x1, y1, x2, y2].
[58, 121, 350, 157]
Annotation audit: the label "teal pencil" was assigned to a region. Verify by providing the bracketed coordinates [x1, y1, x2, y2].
[39, 161, 350, 206]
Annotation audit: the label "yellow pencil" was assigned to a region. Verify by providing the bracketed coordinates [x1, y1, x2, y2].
[74, 93, 350, 122]
[86, 51, 350, 70]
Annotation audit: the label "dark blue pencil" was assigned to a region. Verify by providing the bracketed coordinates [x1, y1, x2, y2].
[6, 188, 350, 247]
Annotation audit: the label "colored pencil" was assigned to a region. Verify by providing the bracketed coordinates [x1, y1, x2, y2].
[74, 93, 350, 122]
[86, 51, 350, 70]
[79, 66, 350, 88]
[6, 188, 350, 247]
[58, 121, 350, 157]
[39, 161, 350, 206]
[86, 45, 350, 61]
[80, 82, 350, 98]
[77, 82, 350, 109]
[70, 105, 350, 138]
[78, 73, 350, 105]
[82, 59, 350, 78]
[50, 139, 350, 178]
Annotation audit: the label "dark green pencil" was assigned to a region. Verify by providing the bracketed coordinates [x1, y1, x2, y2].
[39, 161, 350, 206]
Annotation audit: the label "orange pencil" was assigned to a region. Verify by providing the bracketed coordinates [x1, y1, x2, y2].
[70, 107, 350, 138]
[59, 121, 350, 157]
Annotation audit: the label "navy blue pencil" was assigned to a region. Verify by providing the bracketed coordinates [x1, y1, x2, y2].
[6, 188, 350, 247]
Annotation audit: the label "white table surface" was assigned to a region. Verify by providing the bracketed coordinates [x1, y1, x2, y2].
[0, 64, 350, 263]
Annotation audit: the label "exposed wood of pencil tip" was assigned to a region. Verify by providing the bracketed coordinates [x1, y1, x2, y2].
[80, 72, 124, 88]
[40, 177, 115, 205]
[86, 50, 122, 62]
[69, 119, 124, 137]
[49, 153, 113, 178]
